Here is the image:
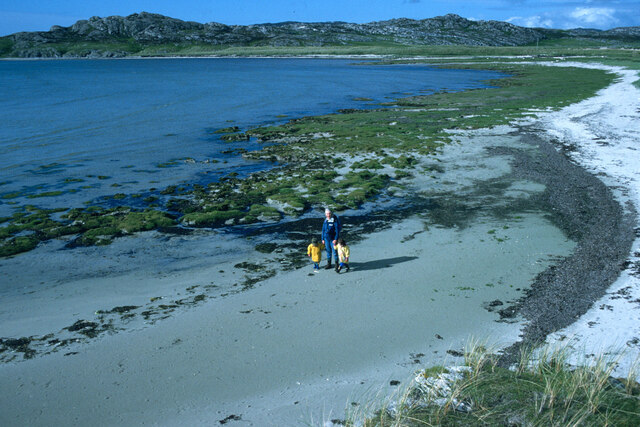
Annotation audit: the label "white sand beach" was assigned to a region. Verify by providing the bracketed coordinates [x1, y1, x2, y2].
[532, 63, 640, 375]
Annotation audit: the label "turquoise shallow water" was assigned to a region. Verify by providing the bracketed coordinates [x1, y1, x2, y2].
[0, 58, 503, 215]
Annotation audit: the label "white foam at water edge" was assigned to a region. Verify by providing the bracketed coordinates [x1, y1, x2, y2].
[524, 62, 640, 377]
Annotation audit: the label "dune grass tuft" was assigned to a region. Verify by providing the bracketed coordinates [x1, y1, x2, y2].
[343, 342, 640, 426]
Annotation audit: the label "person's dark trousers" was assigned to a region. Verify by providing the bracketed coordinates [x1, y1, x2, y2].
[324, 240, 337, 267]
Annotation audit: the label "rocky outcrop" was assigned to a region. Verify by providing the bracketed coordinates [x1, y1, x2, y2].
[2, 12, 639, 58]
[566, 26, 640, 39]
[603, 26, 640, 38]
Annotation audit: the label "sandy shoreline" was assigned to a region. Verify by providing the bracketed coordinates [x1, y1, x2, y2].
[0, 212, 571, 426]
[531, 63, 640, 375]
[1, 61, 639, 426]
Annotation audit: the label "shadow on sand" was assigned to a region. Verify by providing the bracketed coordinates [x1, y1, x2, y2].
[348, 256, 418, 272]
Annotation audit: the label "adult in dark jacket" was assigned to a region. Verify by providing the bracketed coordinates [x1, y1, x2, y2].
[321, 208, 341, 269]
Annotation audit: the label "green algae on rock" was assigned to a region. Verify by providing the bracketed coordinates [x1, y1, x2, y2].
[213, 126, 240, 134]
[64, 208, 177, 247]
[25, 191, 65, 199]
[0, 206, 176, 256]
[220, 132, 251, 142]
[1, 191, 22, 200]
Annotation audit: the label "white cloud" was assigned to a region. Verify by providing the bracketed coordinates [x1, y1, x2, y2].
[506, 6, 625, 30]
[506, 15, 554, 29]
[569, 7, 618, 28]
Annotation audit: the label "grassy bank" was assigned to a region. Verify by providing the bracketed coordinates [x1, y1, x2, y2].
[0, 57, 621, 257]
[345, 343, 640, 426]
[21, 42, 637, 59]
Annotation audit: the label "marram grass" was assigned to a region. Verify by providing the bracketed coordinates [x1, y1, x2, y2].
[343, 342, 640, 427]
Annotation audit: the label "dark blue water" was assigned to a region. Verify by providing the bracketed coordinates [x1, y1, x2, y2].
[0, 58, 503, 215]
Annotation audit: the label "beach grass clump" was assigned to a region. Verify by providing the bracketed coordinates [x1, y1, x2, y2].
[349, 343, 640, 426]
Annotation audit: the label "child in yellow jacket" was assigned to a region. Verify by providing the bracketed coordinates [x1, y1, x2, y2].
[336, 238, 350, 273]
[307, 238, 325, 272]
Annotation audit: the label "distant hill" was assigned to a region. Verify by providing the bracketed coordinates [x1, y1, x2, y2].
[1, 11, 639, 58]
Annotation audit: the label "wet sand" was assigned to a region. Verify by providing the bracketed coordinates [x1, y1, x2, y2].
[0, 213, 573, 426]
[1, 125, 612, 426]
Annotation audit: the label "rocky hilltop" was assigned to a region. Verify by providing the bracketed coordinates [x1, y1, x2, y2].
[1, 11, 639, 58]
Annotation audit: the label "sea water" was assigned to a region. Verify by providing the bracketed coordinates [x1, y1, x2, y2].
[0, 58, 503, 216]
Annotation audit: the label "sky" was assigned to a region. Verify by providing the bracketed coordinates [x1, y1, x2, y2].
[1, 0, 639, 37]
